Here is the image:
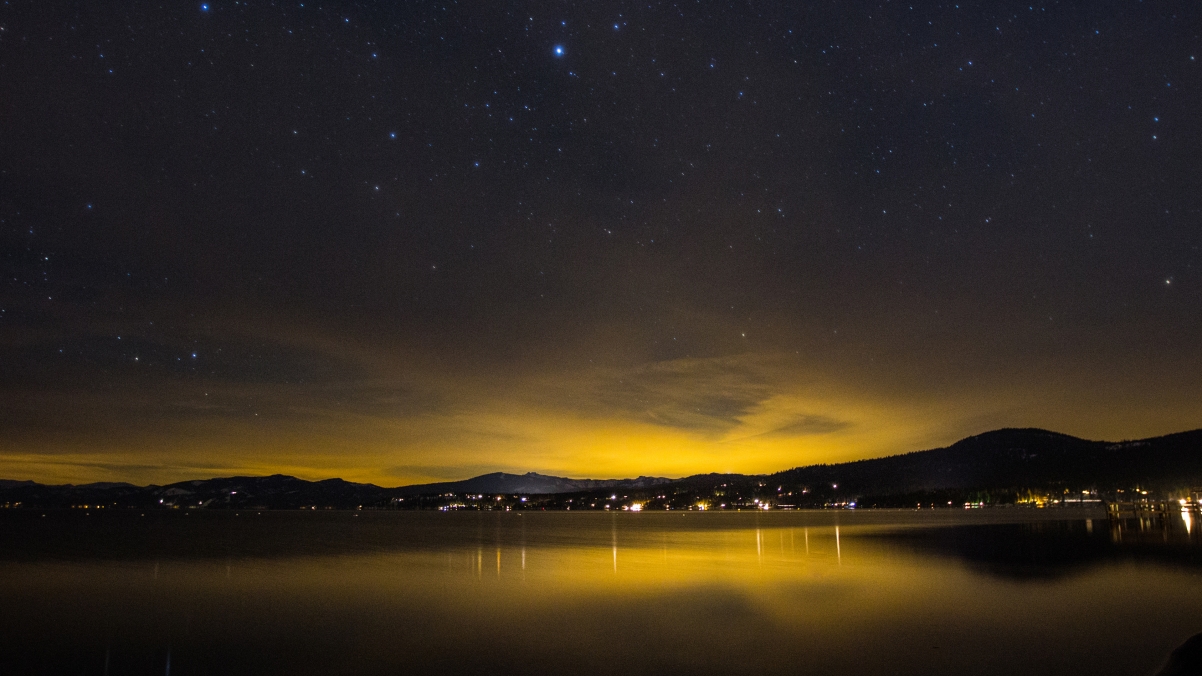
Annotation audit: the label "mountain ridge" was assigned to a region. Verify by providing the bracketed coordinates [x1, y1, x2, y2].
[2, 427, 1199, 509]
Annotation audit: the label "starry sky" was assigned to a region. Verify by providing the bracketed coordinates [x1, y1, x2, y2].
[1, 0, 1199, 486]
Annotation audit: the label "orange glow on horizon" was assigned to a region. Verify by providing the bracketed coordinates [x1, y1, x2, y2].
[3, 346, 1198, 487]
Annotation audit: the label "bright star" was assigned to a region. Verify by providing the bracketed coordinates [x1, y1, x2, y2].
[553, 45, 565, 57]
[200, 3, 209, 10]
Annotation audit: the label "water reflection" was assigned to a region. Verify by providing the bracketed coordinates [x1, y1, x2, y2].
[612, 516, 618, 573]
[878, 513, 1202, 581]
[1, 510, 1200, 675]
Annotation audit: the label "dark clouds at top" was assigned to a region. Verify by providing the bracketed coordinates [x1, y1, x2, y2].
[0, 0, 1199, 483]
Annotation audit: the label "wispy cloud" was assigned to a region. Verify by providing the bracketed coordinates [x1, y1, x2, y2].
[537, 354, 780, 435]
[745, 414, 852, 439]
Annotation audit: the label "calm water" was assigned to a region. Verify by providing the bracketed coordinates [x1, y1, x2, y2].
[2, 509, 1200, 675]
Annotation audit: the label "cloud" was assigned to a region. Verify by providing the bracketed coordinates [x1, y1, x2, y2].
[557, 354, 778, 434]
[750, 414, 852, 439]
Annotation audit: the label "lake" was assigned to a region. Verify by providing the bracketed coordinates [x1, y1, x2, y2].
[1, 508, 1199, 675]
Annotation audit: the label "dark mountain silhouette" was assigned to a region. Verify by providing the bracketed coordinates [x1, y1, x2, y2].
[642, 428, 1202, 508]
[0, 474, 391, 510]
[1156, 633, 1202, 676]
[0, 471, 670, 509]
[770, 428, 1202, 501]
[1, 428, 1198, 509]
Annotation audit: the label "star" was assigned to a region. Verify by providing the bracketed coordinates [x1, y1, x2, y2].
[553, 45, 565, 57]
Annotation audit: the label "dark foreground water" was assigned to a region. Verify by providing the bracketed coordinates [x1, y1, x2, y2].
[2, 508, 1200, 675]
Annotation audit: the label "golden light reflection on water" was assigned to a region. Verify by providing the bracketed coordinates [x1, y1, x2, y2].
[437, 524, 856, 590]
[2, 513, 1202, 675]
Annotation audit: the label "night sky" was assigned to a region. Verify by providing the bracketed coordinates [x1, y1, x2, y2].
[1, 1, 1199, 486]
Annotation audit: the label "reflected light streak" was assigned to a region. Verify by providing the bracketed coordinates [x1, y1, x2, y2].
[612, 520, 618, 573]
[429, 524, 873, 591]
